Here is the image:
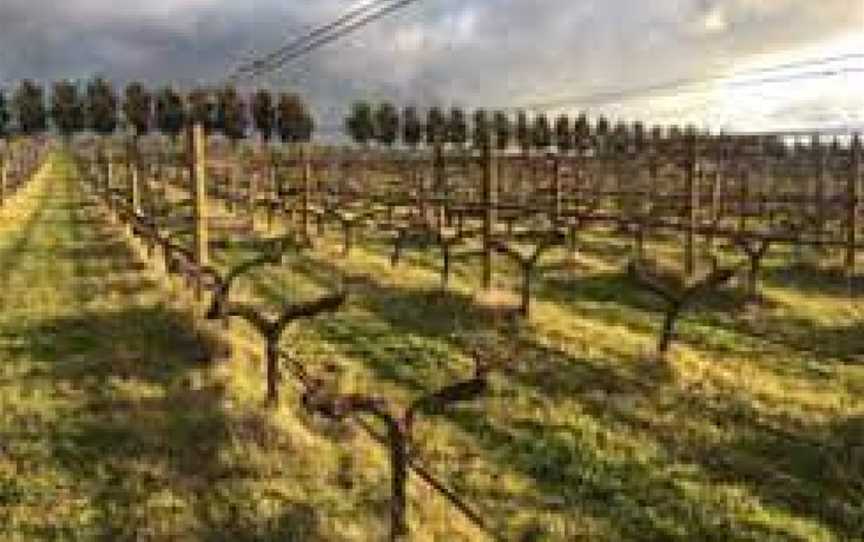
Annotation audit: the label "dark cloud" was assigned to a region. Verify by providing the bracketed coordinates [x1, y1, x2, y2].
[0, 0, 860, 132]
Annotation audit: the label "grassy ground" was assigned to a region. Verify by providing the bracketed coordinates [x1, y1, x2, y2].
[2, 153, 863, 540]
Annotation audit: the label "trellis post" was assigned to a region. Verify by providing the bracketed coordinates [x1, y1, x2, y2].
[813, 134, 826, 248]
[482, 134, 498, 289]
[301, 143, 312, 241]
[0, 154, 7, 207]
[551, 154, 562, 224]
[685, 132, 698, 276]
[130, 138, 141, 216]
[846, 133, 861, 281]
[190, 123, 209, 267]
[433, 143, 445, 233]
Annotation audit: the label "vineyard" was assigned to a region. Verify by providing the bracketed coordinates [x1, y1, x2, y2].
[0, 79, 863, 541]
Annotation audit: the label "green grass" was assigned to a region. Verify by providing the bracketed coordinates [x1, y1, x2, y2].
[1, 153, 862, 541]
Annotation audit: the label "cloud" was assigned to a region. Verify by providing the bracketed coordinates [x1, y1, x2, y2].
[0, 0, 860, 133]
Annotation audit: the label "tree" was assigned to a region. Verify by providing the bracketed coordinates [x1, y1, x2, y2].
[297, 111, 314, 143]
[574, 112, 590, 151]
[684, 124, 698, 139]
[492, 111, 511, 151]
[472, 108, 490, 149]
[0, 91, 9, 138]
[594, 115, 610, 153]
[155, 86, 186, 141]
[632, 121, 646, 151]
[612, 121, 629, 154]
[516, 110, 531, 152]
[187, 87, 215, 131]
[554, 114, 573, 152]
[401, 106, 422, 149]
[532, 113, 552, 150]
[13, 80, 47, 136]
[447, 107, 468, 148]
[215, 85, 247, 141]
[426, 106, 446, 146]
[123, 82, 152, 138]
[345, 101, 374, 146]
[277, 93, 314, 143]
[85, 76, 118, 137]
[51, 80, 85, 140]
[373, 102, 399, 147]
[251, 89, 275, 142]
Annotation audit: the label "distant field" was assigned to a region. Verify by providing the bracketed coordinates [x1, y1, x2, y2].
[1, 153, 862, 541]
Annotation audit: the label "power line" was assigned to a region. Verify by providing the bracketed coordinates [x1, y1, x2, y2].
[230, 0, 393, 79]
[230, 0, 424, 82]
[240, 0, 423, 80]
[507, 52, 864, 112]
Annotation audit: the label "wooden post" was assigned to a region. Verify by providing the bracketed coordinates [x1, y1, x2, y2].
[129, 138, 141, 216]
[0, 156, 7, 207]
[738, 169, 748, 234]
[301, 143, 312, 242]
[249, 143, 262, 230]
[229, 143, 239, 213]
[846, 134, 861, 280]
[190, 123, 209, 267]
[707, 164, 721, 257]
[482, 135, 498, 289]
[131, 165, 141, 216]
[813, 134, 826, 249]
[106, 146, 114, 198]
[433, 143, 445, 233]
[551, 155, 562, 224]
[685, 133, 697, 276]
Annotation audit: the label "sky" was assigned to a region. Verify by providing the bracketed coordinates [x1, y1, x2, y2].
[0, 0, 861, 135]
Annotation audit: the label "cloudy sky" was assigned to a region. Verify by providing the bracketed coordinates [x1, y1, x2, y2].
[0, 0, 861, 134]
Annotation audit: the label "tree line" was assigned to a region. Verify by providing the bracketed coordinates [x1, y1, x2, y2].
[343, 101, 662, 152]
[0, 78, 315, 143]
[341, 101, 803, 156]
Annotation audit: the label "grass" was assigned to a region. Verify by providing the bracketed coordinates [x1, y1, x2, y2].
[1, 152, 862, 541]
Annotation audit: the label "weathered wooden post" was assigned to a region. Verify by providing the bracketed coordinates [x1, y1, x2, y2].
[229, 146, 239, 213]
[301, 143, 312, 242]
[0, 154, 7, 207]
[108, 144, 115, 194]
[433, 143, 445, 234]
[551, 154, 562, 224]
[738, 151, 749, 234]
[248, 155, 259, 231]
[705, 136, 723, 261]
[813, 134, 826, 250]
[685, 131, 698, 276]
[129, 138, 141, 216]
[190, 123, 209, 267]
[846, 133, 861, 281]
[482, 134, 498, 289]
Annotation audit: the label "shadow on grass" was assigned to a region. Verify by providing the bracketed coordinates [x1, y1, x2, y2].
[763, 259, 864, 298]
[6, 306, 326, 540]
[538, 267, 864, 364]
[1, 181, 327, 540]
[700, 414, 864, 539]
[567, 362, 864, 540]
[306, 258, 863, 538]
[489, 335, 862, 540]
[175, 214, 863, 539]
